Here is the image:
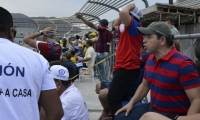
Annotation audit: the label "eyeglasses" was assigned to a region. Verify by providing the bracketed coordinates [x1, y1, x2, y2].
[12, 28, 17, 38]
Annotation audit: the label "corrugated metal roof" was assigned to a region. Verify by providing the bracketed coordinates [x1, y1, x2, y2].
[174, 0, 200, 9]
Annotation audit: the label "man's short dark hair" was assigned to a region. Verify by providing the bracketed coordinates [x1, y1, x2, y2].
[156, 33, 173, 47]
[85, 34, 89, 38]
[86, 40, 93, 46]
[61, 80, 71, 86]
[49, 60, 62, 66]
[75, 35, 80, 39]
[0, 7, 13, 34]
[54, 79, 71, 87]
[62, 48, 69, 53]
[70, 50, 75, 56]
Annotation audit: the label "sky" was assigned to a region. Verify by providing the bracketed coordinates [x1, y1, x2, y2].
[0, 0, 177, 21]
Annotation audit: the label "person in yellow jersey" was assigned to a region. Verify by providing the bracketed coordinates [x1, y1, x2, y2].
[70, 50, 77, 63]
[90, 32, 97, 42]
[82, 34, 89, 56]
[59, 38, 63, 47]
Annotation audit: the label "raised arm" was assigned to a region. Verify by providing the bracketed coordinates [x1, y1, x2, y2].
[119, 4, 135, 27]
[75, 13, 98, 30]
[113, 17, 121, 30]
[23, 27, 54, 48]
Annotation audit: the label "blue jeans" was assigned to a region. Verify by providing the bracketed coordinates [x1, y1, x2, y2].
[96, 52, 109, 81]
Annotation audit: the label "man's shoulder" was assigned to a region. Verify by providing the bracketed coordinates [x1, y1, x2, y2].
[63, 60, 76, 66]
[62, 89, 83, 102]
[9, 42, 48, 67]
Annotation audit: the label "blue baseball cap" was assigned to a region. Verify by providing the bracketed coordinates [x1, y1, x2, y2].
[100, 19, 108, 27]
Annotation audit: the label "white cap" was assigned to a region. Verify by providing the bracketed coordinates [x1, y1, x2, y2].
[50, 65, 69, 81]
[47, 30, 56, 43]
[119, 7, 143, 20]
[130, 7, 143, 20]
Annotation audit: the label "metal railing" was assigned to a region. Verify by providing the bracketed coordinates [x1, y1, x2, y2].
[100, 33, 200, 80]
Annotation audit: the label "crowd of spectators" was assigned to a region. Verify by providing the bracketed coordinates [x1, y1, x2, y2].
[1, 2, 200, 120]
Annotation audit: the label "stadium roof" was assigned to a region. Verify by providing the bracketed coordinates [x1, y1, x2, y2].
[70, 0, 134, 24]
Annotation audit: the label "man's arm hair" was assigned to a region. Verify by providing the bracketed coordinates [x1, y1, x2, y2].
[76, 13, 98, 30]
[113, 17, 121, 30]
[39, 89, 64, 120]
[80, 17, 98, 30]
[23, 32, 40, 48]
[185, 86, 200, 115]
[119, 4, 135, 27]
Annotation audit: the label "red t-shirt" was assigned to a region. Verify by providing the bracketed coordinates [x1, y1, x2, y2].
[114, 19, 143, 71]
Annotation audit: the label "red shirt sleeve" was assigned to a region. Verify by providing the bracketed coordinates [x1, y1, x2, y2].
[38, 42, 49, 53]
[97, 26, 106, 32]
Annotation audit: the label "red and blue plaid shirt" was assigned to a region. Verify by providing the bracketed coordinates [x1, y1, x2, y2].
[37, 42, 62, 62]
[96, 26, 113, 53]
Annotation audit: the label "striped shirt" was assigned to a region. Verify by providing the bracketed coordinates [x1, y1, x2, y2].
[96, 26, 113, 53]
[144, 47, 200, 114]
[37, 42, 62, 62]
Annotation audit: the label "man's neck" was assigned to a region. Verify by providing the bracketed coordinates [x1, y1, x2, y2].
[154, 47, 172, 61]
[0, 36, 12, 42]
[59, 84, 72, 96]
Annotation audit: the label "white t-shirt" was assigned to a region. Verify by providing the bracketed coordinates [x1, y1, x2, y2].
[60, 84, 89, 120]
[0, 38, 56, 120]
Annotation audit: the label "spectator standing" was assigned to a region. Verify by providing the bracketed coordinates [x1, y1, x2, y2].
[0, 7, 63, 120]
[76, 13, 113, 81]
[107, 3, 143, 119]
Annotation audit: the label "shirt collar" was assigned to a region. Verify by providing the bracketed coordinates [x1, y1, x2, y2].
[0, 38, 12, 43]
[60, 84, 75, 98]
[152, 47, 177, 61]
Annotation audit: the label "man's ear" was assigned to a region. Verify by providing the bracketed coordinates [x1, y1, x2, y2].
[56, 80, 62, 90]
[8, 27, 13, 41]
[160, 36, 166, 46]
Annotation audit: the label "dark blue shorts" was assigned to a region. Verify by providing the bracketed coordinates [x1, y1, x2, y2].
[100, 80, 112, 89]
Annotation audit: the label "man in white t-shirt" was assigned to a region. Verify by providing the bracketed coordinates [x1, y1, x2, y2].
[0, 7, 63, 120]
[50, 65, 89, 120]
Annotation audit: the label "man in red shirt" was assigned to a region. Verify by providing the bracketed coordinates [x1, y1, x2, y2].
[24, 27, 62, 62]
[75, 13, 113, 81]
[107, 3, 143, 119]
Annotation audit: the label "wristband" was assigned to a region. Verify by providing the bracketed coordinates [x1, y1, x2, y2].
[39, 30, 43, 35]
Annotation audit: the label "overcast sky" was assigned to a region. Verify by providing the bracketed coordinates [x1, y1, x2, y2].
[0, 0, 176, 21]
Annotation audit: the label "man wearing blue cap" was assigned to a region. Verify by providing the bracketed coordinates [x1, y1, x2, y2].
[76, 13, 113, 81]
